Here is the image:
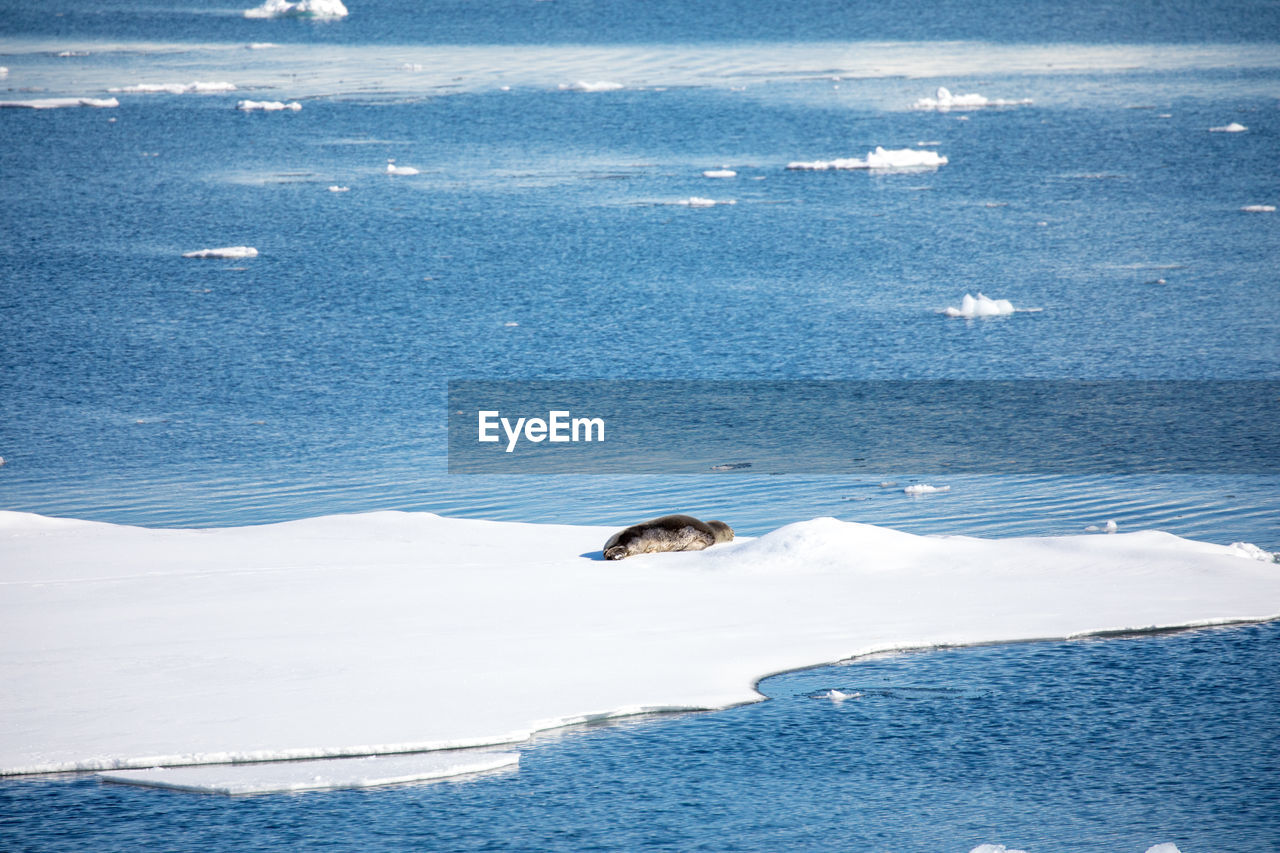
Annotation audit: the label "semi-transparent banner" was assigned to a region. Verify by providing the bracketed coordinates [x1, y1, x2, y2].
[447, 380, 1279, 474]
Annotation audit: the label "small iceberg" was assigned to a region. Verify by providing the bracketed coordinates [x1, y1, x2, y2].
[244, 0, 348, 18]
[237, 100, 301, 111]
[703, 169, 737, 178]
[1085, 520, 1119, 533]
[328, 185, 350, 192]
[559, 81, 625, 92]
[0, 97, 118, 109]
[675, 197, 733, 207]
[1241, 204, 1275, 213]
[914, 86, 1031, 111]
[110, 82, 236, 95]
[904, 484, 949, 495]
[787, 147, 947, 171]
[182, 246, 259, 259]
[386, 161, 419, 176]
[1209, 122, 1247, 133]
[943, 293, 1019, 318]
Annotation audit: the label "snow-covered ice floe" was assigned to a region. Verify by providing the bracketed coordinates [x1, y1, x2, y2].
[244, 0, 348, 18]
[674, 197, 734, 207]
[904, 484, 949, 495]
[703, 169, 737, 178]
[110, 82, 236, 95]
[559, 81, 625, 92]
[182, 246, 259, 259]
[913, 86, 1032, 110]
[328, 185, 350, 192]
[1, 510, 1277, 779]
[0, 97, 118, 109]
[1241, 204, 1275, 213]
[942, 292, 1041, 318]
[99, 751, 519, 795]
[787, 147, 947, 171]
[237, 99, 302, 111]
[1209, 122, 1247, 132]
[386, 161, 419, 175]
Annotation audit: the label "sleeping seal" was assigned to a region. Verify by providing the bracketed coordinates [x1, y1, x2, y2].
[602, 514, 734, 560]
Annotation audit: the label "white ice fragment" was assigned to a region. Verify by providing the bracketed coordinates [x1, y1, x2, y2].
[182, 246, 259, 259]
[386, 161, 420, 176]
[942, 293, 1016, 318]
[787, 147, 947, 171]
[559, 81, 625, 92]
[1105, 520, 1118, 533]
[822, 689, 859, 701]
[247, 42, 277, 49]
[328, 185, 350, 192]
[244, 0, 348, 18]
[1209, 122, 1247, 132]
[237, 99, 301, 111]
[57, 50, 90, 58]
[914, 86, 1031, 110]
[0, 67, 8, 77]
[110, 82, 236, 94]
[904, 484, 950, 495]
[676, 197, 734, 207]
[969, 846, 1029, 853]
[1241, 204, 1275, 212]
[0, 97, 118, 109]
[703, 169, 737, 178]
[1229, 542, 1273, 561]
[1144, 845, 1181, 853]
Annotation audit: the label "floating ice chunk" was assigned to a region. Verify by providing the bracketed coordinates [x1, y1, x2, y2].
[182, 246, 259, 259]
[328, 185, 350, 192]
[914, 86, 1031, 110]
[57, 50, 90, 58]
[559, 81, 625, 92]
[247, 42, 277, 49]
[1209, 122, 1247, 132]
[1144, 845, 1181, 853]
[0, 97, 118, 109]
[675, 197, 734, 207]
[787, 147, 947, 171]
[1241, 204, 1275, 212]
[703, 169, 737, 178]
[110, 81, 236, 94]
[1229, 542, 1273, 562]
[386, 161, 419, 176]
[1087, 520, 1119, 533]
[99, 751, 519, 795]
[943, 293, 1016, 318]
[969, 846, 1029, 853]
[0, 67, 8, 77]
[236, 99, 301, 111]
[904, 484, 949, 495]
[244, 0, 348, 18]
[821, 689, 859, 701]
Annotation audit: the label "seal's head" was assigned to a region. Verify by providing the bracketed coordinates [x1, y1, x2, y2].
[706, 520, 734, 543]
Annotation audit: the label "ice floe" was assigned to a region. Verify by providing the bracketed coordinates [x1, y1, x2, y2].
[787, 147, 947, 171]
[1209, 122, 1247, 132]
[100, 751, 519, 795]
[904, 484, 950, 495]
[182, 246, 259, 259]
[0, 97, 118, 109]
[1, 510, 1276, 778]
[675, 197, 734, 207]
[110, 82, 236, 94]
[1241, 204, 1275, 212]
[969, 846, 1029, 853]
[328, 185, 350, 192]
[703, 169, 737, 178]
[1086, 520, 1119, 533]
[237, 99, 302, 111]
[559, 81, 625, 92]
[244, 0, 349, 18]
[941, 292, 1040, 318]
[914, 86, 1032, 110]
[386, 161, 420, 175]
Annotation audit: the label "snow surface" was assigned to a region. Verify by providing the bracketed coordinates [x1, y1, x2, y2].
[99, 751, 518, 795]
[110, 82, 236, 94]
[1, 510, 1277, 781]
[244, 0, 349, 19]
[182, 246, 259, 259]
[0, 97, 118, 109]
[237, 100, 301, 111]
[1209, 122, 1247, 132]
[787, 147, 947, 171]
[914, 86, 1031, 110]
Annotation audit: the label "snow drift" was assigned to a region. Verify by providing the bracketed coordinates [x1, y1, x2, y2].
[1, 509, 1276, 784]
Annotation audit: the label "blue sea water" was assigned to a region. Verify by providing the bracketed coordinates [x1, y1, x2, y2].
[2, 0, 1280, 849]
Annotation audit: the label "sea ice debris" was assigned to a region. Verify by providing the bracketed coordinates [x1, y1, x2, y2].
[703, 169, 737, 178]
[943, 293, 1016, 318]
[914, 86, 1031, 110]
[904, 484, 949, 495]
[1209, 122, 1247, 132]
[0, 97, 118, 109]
[182, 246, 259, 259]
[237, 99, 301, 111]
[787, 147, 947, 171]
[244, 0, 348, 18]
[969, 846, 1029, 853]
[110, 82, 236, 94]
[386, 161, 420, 176]
[1241, 204, 1275, 212]
[328, 185, 350, 192]
[1144, 845, 1181, 853]
[559, 81, 625, 92]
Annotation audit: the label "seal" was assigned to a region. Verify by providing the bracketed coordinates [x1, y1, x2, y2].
[602, 514, 734, 560]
